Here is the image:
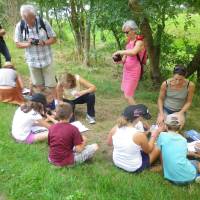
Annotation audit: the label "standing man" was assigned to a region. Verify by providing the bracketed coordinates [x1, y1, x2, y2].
[0, 24, 11, 65]
[14, 4, 57, 94]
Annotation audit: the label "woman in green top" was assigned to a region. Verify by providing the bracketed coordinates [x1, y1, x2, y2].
[157, 65, 195, 127]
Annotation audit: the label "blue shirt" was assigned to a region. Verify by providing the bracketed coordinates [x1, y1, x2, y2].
[157, 131, 197, 183]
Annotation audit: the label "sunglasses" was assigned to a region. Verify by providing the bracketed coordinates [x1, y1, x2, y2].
[123, 30, 131, 35]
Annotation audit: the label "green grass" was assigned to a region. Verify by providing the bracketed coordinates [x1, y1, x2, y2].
[1, 14, 200, 200]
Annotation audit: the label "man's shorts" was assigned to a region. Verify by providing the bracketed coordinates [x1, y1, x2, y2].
[29, 64, 57, 87]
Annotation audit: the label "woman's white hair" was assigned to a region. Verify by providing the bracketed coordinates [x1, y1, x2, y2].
[122, 20, 138, 31]
[20, 5, 37, 17]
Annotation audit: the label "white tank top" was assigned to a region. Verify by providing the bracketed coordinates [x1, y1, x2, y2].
[112, 126, 142, 172]
[62, 75, 81, 100]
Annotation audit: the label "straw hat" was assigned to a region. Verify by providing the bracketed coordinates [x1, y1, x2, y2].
[3, 61, 15, 68]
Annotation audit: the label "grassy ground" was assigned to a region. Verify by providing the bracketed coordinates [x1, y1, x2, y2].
[1, 17, 200, 199]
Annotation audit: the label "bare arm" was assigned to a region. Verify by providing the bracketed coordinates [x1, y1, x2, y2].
[157, 81, 167, 124]
[179, 82, 195, 114]
[16, 75, 24, 89]
[35, 119, 51, 129]
[74, 135, 87, 153]
[0, 28, 6, 36]
[16, 40, 31, 49]
[107, 125, 117, 146]
[77, 76, 96, 96]
[134, 127, 163, 154]
[43, 37, 56, 45]
[113, 40, 144, 57]
[56, 82, 64, 102]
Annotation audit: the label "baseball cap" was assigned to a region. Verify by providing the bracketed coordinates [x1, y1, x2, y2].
[122, 104, 151, 121]
[29, 93, 47, 107]
[165, 114, 181, 127]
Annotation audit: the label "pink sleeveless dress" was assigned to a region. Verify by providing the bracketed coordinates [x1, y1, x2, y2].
[121, 40, 141, 97]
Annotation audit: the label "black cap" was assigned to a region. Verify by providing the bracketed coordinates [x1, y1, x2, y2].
[123, 104, 151, 121]
[173, 65, 186, 76]
[30, 93, 47, 107]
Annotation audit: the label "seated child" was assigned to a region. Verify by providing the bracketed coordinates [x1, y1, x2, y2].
[107, 104, 163, 173]
[12, 93, 53, 144]
[157, 114, 200, 184]
[48, 102, 98, 167]
[43, 87, 56, 114]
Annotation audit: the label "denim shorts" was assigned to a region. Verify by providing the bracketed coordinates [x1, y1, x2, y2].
[134, 151, 150, 173]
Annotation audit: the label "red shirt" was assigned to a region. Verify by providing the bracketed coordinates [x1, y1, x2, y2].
[48, 122, 83, 166]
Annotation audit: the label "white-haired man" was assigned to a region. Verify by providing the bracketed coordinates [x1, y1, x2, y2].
[14, 4, 57, 94]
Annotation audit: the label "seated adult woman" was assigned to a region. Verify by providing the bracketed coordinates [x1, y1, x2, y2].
[0, 62, 24, 105]
[56, 72, 96, 124]
[157, 65, 195, 126]
[107, 104, 164, 173]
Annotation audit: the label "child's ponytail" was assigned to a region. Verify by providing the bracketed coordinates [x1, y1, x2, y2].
[117, 116, 129, 128]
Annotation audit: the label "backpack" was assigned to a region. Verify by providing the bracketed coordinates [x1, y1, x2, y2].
[185, 130, 200, 142]
[134, 35, 148, 79]
[20, 16, 49, 40]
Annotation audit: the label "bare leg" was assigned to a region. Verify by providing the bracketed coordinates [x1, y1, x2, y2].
[34, 85, 45, 93]
[48, 87, 57, 99]
[149, 147, 160, 164]
[34, 130, 48, 142]
[125, 96, 136, 105]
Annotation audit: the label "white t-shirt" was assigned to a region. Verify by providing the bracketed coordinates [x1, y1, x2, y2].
[112, 126, 142, 172]
[0, 68, 17, 87]
[12, 107, 43, 141]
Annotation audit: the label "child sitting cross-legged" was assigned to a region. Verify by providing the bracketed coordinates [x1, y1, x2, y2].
[48, 102, 98, 167]
[12, 93, 53, 144]
[157, 114, 200, 184]
[107, 104, 164, 173]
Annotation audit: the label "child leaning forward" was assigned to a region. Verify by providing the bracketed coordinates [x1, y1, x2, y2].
[48, 102, 98, 167]
[156, 114, 200, 184]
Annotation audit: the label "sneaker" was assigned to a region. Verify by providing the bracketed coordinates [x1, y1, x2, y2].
[86, 114, 96, 124]
[195, 174, 200, 183]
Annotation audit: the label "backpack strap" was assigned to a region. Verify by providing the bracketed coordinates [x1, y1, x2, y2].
[187, 80, 190, 88]
[20, 19, 29, 40]
[165, 80, 168, 88]
[38, 16, 49, 39]
[20, 16, 49, 40]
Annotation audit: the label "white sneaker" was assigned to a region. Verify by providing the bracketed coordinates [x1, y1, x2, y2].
[86, 114, 96, 124]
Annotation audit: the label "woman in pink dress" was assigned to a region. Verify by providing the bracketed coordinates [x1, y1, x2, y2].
[113, 20, 145, 105]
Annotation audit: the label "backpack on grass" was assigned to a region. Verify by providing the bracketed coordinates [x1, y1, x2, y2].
[20, 16, 49, 40]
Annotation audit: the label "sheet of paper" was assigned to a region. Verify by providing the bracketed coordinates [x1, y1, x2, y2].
[70, 121, 89, 133]
[187, 141, 198, 152]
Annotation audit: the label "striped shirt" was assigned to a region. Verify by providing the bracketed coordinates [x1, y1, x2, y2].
[14, 17, 56, 68]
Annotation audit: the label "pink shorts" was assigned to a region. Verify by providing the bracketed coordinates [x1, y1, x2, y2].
[13, 132, 36, 144]
[25, 132, 36, 144]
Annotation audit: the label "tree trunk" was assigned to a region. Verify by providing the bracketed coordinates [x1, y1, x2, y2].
[83, 16, 91, 66]
[129, 0, 162, 85]
[70, 0, 83, 60]
[186, 44, 200, 77]
[186, 44, 200, 89]
[111, 27, 122, 49]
